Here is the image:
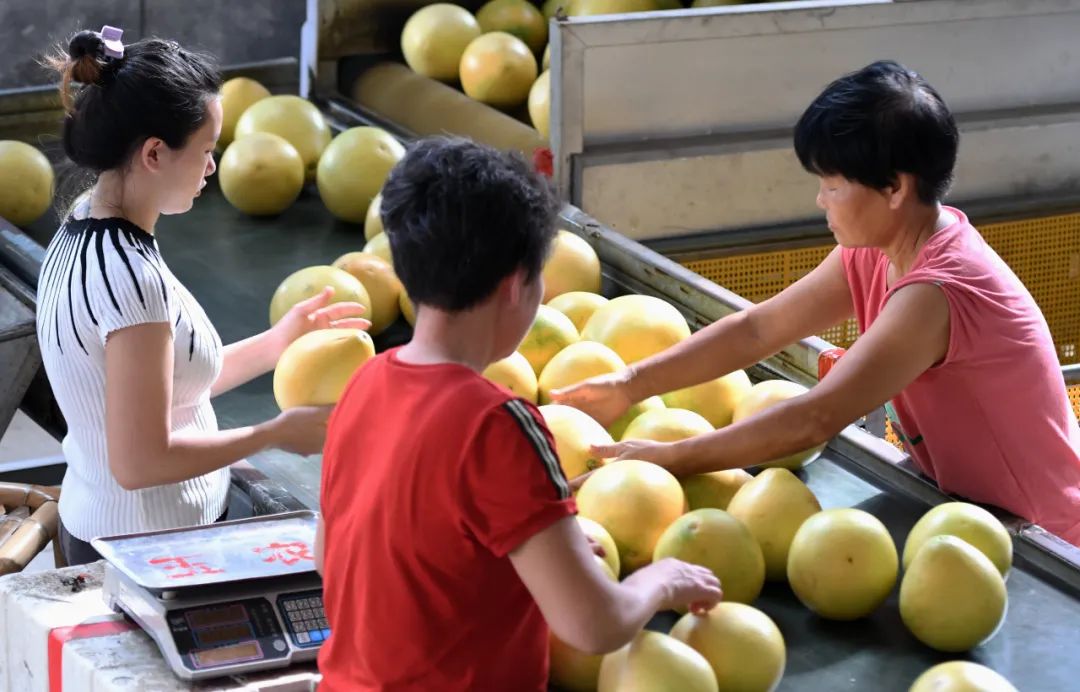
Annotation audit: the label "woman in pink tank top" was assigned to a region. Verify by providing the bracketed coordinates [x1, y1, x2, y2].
[552, 60, 1080, 546]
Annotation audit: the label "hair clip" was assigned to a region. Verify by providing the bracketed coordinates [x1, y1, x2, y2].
[100, 25, 124, 59]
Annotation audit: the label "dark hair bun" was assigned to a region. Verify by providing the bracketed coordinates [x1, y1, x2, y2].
[68, 30, 104, 84]
[68, 30, 104, 60]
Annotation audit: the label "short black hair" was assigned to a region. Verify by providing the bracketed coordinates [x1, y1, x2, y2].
[48, 30, 222, 173]
[794, 60, 959, 205]
[380, 136, 560, 312]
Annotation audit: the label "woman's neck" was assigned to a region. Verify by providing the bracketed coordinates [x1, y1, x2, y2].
[883, 204, 956, 280]
[87, 171, 160, 234]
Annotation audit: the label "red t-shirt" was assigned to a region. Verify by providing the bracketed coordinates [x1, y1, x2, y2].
[317, 348, 576, 691]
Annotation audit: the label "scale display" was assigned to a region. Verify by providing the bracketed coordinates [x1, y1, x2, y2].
[95, 512, 317, 589]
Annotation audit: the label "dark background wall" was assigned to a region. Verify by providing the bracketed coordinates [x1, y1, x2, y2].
[0, 0, 306, 90]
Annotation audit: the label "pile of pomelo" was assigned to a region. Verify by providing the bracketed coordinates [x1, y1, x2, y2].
[216, 78, 405, 223]
[397, 0, 764, 141]
[266, 220, 1017, 690]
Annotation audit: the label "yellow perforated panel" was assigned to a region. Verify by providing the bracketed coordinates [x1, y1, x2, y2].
[884, 420, 904, 450]
[684, 245, 862, 348]
[681, 212, 1080, 363]
[1070, 384, 1080, 421]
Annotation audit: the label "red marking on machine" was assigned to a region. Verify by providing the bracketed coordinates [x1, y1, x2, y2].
[533, 147, 554, 178]
[147, 555, 226, 579]
[253, 541, 314, 566]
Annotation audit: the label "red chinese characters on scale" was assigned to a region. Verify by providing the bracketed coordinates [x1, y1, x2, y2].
[147, 556, 225, 580]
[253, 541, 315, 566]
[146, 541, 315, 579]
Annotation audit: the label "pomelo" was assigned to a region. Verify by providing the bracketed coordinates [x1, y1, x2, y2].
[0, 140, 53, 226]
[518, 304, 580, 376]
[727, 468, 821, 581]
[577, 515, 620, 577]
[218, 132, 304, 216]
[569, 0, 658, 15]
[680, 469, 753, 512]
[903, 502, 1012, 577]
[218, 77, 270, 149]
[362, 233, 394, 269]
[733, 380, 825, 470]
[662, 370, 753, 429]
[331, 252, 402, 335]
[547, 291, 608, 333]
[900, 535, 1007, 652]
[622, 408, 713, 443]
[482, 351, 539, 403]
[543, 230, 601, 302]
[909, 661, 1018, 692]
[670, 602, 786, 692]
[608, 395, 666, 441]
[538, 403, 613, 479]
[364, 193, 384, 241]
[598, 631, 718, 692]
[538, 341, 625, 404]
[401, 4, 482, 81]
[273, 329, 375, 410]
[317, 127, 405, 224]
[476, 0, 548, 53]
[528, 70, 551, 139]
[269, 265, 371, 327]
[542, 0, 571, 19]
[459, 32, 538, 109]
[577, 460, 684, 574]
[234, 95, 331, 182]
[787, 508, 898, 620]
[582, 294, 690, 365]
[653, 508, 766, 604]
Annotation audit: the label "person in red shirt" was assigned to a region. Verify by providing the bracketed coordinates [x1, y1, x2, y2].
[313, 137, 722, 691]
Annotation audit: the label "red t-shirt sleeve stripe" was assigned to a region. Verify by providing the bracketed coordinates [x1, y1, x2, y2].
[502, 399, 571, 500]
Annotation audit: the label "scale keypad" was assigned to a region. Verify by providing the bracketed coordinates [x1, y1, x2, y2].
[279, 590, 330, 647]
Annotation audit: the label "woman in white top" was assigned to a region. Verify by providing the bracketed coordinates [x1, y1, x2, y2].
[36, 28, 368, 565]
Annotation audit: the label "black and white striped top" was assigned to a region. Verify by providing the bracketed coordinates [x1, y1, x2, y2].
[35, 216, 229, 542]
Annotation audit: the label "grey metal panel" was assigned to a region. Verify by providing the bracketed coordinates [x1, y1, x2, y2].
[577, 111, 1080, 239]
[0, 0, 305, 90]
[553, 0, 1080, 239]
[0, 265, 40, 440]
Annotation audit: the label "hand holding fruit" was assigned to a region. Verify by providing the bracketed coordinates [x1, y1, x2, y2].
[271, 286, 370, 356]
[269, 405, 334, 455]
[567, 439, 677, 493]
[549, 370, 635, 427]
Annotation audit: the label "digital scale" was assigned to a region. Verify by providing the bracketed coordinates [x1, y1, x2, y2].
[93, 510, 329, 681]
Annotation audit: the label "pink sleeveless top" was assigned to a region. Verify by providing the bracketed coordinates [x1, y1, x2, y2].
[842, 207, 1080, 546]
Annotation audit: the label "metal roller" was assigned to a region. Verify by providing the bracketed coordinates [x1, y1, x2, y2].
[349, 62, 546, 153]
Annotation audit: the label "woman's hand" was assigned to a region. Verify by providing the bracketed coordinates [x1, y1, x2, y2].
[568, 439, 678, 492]
[270, 287, 370, 355]
[269, 405, 334, 456]
[549, 371, 636, 427]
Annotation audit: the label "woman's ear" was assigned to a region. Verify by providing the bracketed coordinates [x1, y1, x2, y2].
[138, 137, 165, 173]
[888, 172, 919, 209]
